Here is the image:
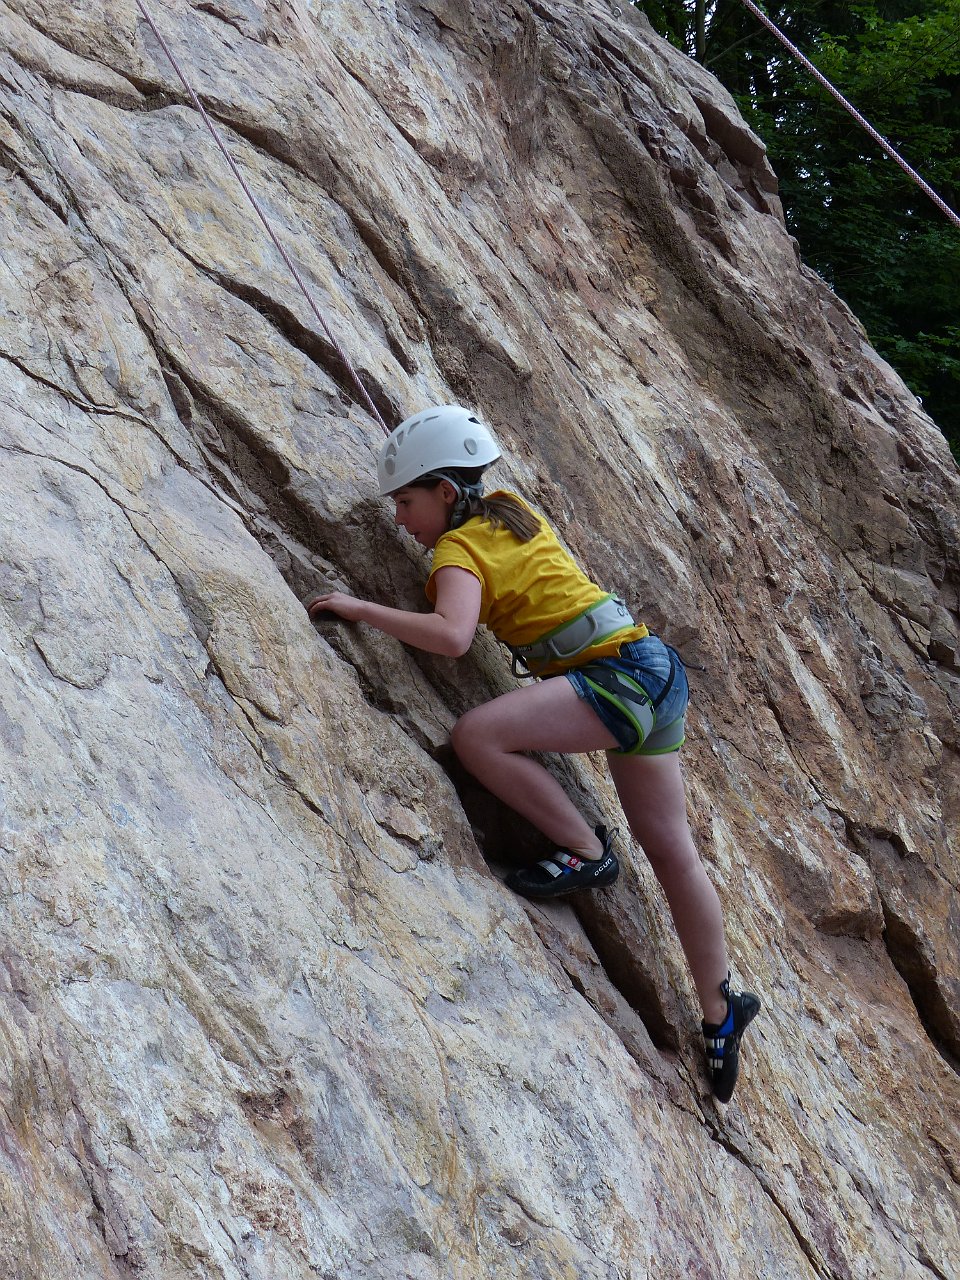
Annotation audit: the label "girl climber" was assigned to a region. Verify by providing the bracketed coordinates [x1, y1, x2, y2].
[307, 404, 759, 1102]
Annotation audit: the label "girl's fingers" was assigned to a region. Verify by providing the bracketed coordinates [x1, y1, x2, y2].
[307, 593, 347, 622]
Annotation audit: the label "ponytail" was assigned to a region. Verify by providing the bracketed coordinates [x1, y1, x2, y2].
[461, 493, 540, 542]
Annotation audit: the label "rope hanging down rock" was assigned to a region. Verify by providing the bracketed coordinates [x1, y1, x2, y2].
[134, 0, 392, 434]
[736, 0, 960, 231]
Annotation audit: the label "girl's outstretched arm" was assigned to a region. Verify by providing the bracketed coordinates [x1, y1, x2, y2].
[306, 566, 481, 658]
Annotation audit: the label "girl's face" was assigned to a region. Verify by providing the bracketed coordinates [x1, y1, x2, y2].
[392, 482, 456, 549]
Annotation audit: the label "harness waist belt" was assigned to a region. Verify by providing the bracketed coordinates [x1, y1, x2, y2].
[512, 595, 635, 672]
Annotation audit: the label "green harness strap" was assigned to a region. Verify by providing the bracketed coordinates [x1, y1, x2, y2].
[582, 666, 656, 756]
[509, 594, 636, 679]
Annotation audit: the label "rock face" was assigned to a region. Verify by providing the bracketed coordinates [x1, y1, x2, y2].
[1, 2, 958, 1277]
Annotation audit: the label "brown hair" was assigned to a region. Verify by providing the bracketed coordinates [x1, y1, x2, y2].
[406, 470, 540, 542]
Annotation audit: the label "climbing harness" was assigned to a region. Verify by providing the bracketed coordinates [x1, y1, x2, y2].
[134, 0, 391, 432]
[735, 0, 960, 231]
[509, 594, 636, 677]
[582, 664, 656, 749]
[578, 645, 685, 756]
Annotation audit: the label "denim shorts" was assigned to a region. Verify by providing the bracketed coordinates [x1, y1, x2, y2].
[564, 635, 689, 755]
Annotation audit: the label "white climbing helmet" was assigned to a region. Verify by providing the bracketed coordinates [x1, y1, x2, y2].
[377, 404, 501, 495]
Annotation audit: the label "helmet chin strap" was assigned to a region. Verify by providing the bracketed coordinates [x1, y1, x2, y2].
[432, 471, 485, 529]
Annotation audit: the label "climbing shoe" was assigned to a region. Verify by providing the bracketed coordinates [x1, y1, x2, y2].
[702, 975, 761, 1104]
[506, 824, 619, 899]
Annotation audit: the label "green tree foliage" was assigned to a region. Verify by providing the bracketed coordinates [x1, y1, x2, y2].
[631, 1, 960, 460]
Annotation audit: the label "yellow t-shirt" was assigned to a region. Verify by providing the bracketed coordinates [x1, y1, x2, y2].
[425, 492, 647, 675]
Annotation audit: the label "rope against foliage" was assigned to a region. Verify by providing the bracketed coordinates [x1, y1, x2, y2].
[736, 0, 960, 230]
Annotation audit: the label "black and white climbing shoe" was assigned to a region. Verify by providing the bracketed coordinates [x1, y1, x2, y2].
[702, 975, 761, 1104]
[506, 824, 619, 899]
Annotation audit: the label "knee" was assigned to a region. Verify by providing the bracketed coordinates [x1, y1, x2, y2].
[450, 706, 485, 765]
[639, 830, 701, 884]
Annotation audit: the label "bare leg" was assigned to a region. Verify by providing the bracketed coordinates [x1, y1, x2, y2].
[607, 751, 729, 1024]
[450, 678, 618, 856]
[452, 681, 729, 1021]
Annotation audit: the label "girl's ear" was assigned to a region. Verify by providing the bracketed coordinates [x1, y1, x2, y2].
[437, 479, 459, 507]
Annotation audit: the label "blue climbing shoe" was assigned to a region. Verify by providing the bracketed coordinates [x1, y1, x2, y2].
[702, 975, 761, 1103]
[506, 825, 619, 899]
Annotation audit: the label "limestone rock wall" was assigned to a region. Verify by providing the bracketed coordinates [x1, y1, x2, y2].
[1, 2, 958, 1277]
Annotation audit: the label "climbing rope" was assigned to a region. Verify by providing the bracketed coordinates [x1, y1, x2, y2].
[735, 0, 960, 231]
[134, 0, 392, 433]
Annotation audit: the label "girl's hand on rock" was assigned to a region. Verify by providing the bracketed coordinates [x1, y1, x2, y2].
[306, 592, 366, 623]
